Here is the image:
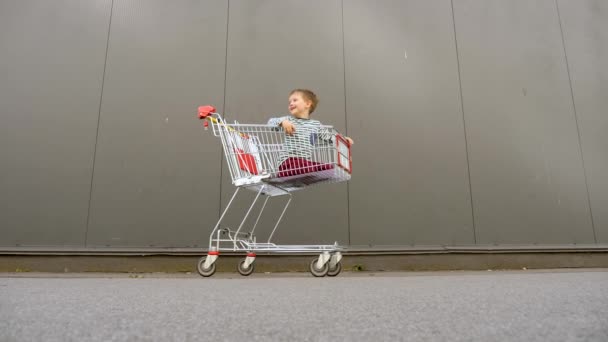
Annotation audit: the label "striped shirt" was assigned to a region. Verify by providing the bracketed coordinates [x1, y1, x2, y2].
[267, 116, 334, 163]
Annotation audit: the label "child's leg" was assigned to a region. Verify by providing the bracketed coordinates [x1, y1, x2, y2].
[278, 157, 333, 177]
[278, 157, 305, 177]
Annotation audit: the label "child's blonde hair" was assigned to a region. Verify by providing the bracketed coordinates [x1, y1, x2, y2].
[290, 89, 318, 114]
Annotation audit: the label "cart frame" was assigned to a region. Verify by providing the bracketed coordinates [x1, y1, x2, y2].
[196, 105, 352, 277]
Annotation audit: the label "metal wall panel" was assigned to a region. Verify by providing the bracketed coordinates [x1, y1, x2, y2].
[558, 0, 608, 243]
[454, 0, 594, 244]
[86, 0, 228, 247]
[2, 0, 606, 251]
[0, 0, 111, 246]
[220, 0, 349, 245]
[344, 0, 474, 246]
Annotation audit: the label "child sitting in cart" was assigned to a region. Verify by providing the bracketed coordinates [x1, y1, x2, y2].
[268, 89, 354, 178]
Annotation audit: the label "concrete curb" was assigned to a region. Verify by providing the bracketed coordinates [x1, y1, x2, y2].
[2, 252, 608, 274]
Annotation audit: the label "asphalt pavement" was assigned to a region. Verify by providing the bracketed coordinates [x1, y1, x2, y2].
[1, 270, 607, 341]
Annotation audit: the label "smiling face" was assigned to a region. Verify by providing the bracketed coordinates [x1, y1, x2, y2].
[288, 92, 312, 118]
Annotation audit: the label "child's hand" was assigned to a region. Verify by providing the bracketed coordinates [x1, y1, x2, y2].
[281, 120, 295, 135]
[346, 137, 354, 145]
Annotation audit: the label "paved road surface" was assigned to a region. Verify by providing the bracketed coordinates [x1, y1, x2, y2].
[1, 270, 607, 341]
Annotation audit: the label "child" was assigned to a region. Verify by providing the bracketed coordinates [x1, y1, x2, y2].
[268, 89, 354, 177]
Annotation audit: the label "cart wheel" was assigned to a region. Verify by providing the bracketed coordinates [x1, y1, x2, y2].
[327, 262, 342, 277]
[197, 257, 216, 277]
[309, 258, 329, 277]
[237, 260, 255, 276]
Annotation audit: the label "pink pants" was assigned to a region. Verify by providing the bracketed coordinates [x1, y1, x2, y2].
[278, 157, 334, 178]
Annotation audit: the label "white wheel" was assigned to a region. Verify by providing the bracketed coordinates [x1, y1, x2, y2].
[327, 262, 342, 277]
[309, 258, 329, 277]
[197, 257, 216, 277]
[237, 260, 255, 276]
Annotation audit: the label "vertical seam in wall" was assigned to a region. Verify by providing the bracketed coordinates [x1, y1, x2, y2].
[218, 0, 230, 221]
[451, 0, 477, 244]
[341, 0, 351, 246]
[84, 0, 114, 247]
[555, 0, 597, 243]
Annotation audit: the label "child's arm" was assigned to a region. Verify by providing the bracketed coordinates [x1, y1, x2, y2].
[318, 124, 354, 145]
[317, 125, 334, 142]
[268, 116, 295, 135]
[267, 116, 289, 127]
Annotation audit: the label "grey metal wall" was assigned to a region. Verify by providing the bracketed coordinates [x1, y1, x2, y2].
[85, 0, 228, 248]
[344, 0, 474, 247]
[557, 0, 608, 243]
[0, 0, 112, 246]
[1, 0, 606, 249]
[454, 0, 594, 244]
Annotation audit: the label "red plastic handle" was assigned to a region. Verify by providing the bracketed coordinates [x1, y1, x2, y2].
[198, 105, 216, 119]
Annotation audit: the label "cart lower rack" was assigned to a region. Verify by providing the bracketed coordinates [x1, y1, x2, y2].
[196, 105, 352, 277]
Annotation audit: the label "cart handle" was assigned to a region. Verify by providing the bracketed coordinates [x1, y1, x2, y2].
[198, 105, 216, 119]
[197, 105, 249, 138]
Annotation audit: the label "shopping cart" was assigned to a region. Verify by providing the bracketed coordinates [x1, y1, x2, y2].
[196, 105, 352, 277]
